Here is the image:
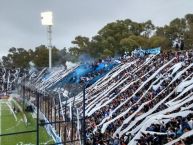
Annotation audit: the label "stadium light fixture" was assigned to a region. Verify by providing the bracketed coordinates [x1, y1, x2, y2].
[41, 11, 53, 69]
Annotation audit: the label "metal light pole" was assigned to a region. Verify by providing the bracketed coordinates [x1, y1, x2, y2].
[48, 25, 52, 69]
[41, 11, 53, 69]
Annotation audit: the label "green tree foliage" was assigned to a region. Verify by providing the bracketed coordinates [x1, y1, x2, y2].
[120, 38, 139, 52]
[184, 14, 193, 49]
[70, 36, 91, 54]
[148, 36, 170, 49]
[142, 20, 155, 38]
[101, 49, 113, 58]
[2, 47, 32, 68]
[128, 35, 149, 48]
[156, 16, 191, 50]
[2, 45, 71, 68]
[69, 19, 155, 58]
[33, 45, 49, 67]
[33, 45, 64, 68]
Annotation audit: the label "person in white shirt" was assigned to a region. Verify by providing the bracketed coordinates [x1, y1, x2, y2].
[188, 118, 193, 129]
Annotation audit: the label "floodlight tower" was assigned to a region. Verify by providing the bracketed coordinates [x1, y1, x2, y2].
[41, 11, 53, 69]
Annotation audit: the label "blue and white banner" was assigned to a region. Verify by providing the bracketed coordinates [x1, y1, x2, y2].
[132, 47, 161, 57]
[144, 47, 161, 55]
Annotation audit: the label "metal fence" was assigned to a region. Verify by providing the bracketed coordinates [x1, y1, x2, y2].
[0, 78, 86, 145]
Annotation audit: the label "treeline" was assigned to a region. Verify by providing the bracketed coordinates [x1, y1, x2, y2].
[2, 14, 193, 68]
[1, 46, 71, 68]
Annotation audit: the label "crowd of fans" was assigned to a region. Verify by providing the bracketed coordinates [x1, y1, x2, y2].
[79, 50, 193, 145]
[1, 49, 193, 145]
[142, 114, 193, 145]
[0, 67, 23, 96]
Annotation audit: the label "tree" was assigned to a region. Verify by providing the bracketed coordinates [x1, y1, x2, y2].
[101, 49, 113, 58]
[96, 20, 133, 55]
[52, 46, 60, 66]
[2, 47, 31, 68]
[148, 36, 170, 50]
[184, 14, 193, 49]
[32, 45, 61, 67]
[156, 17, 187, 49]
[71, 36, 91, 54]
[129, 35, 149, 48]
[120, 38, 139, 52]
[33, 45, 49, 67]
[141, 20, 155, 38]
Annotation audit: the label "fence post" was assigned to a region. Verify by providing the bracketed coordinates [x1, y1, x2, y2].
[36, 91, 40, 145]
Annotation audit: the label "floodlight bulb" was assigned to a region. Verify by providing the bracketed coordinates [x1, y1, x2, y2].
[41, 11, 53, 26]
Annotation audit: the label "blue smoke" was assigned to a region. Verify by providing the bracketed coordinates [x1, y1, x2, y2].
[79, 54, 94, 64]
[73, 64, 92, 83]
[96, 63, 106, 71]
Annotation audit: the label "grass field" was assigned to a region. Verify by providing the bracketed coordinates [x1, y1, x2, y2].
[0, 98, 55, 145]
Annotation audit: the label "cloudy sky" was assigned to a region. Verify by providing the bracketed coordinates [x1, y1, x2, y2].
[0, 0, 193, 57]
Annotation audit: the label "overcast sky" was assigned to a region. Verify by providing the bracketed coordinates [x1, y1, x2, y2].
[0, 0, 193, 57]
